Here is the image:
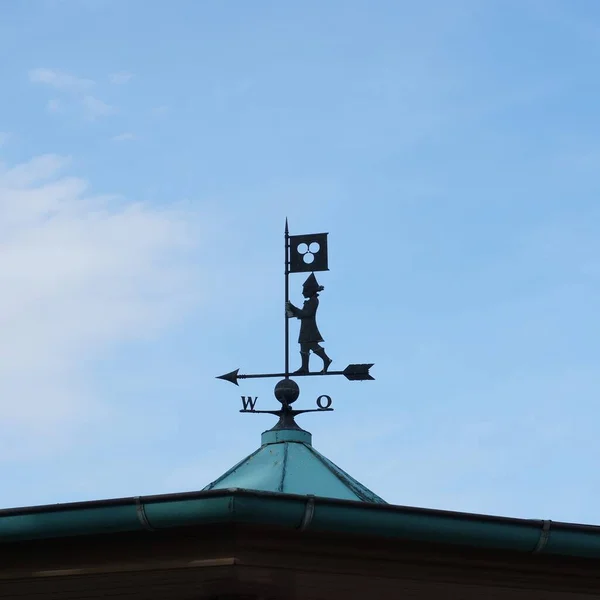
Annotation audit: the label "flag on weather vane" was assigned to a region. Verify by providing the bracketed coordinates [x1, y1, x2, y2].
[288, 232, 329, 273]
[216, 219, 373, 431]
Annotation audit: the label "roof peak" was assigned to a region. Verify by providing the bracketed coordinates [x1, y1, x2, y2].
[261, 428, 312, 446]
[203, 430, 386, 504]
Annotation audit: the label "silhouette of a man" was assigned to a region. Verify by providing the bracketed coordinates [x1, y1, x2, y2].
[286, 273, 332, 374]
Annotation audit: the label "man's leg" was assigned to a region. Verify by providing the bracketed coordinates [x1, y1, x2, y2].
[293, 345, 310, 374]
[313, 345, 332, 373]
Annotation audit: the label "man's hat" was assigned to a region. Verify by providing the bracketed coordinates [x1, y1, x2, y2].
[302, 273, 322, 291]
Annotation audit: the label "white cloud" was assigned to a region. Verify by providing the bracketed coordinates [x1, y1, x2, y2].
[29, 68, 116, 120]
[0, 154, 199, 459]
[29, 68, 95, 92]
[0, 154, 70, 188]
[112, 132, 135, 142]
[109, 71, 133, 85]
[82, 95, 115, 120]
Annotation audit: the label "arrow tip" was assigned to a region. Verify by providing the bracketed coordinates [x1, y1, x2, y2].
[216, 369, 240, 386]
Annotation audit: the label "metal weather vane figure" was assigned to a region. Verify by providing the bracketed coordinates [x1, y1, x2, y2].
[286, 273, 332, 375]
[217, 219, 373, 430]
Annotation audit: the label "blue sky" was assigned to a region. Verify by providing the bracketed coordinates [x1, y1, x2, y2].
[1, 0, 599, 524]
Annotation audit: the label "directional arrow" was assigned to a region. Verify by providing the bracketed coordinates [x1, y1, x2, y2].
[216, 363, 375, 386]
[216, 369, 240, 386]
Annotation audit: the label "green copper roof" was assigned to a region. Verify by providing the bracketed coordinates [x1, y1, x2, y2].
[203, 429, 386, 504]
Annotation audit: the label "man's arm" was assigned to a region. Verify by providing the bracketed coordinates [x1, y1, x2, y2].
[286, 298, 317, 319]
[286, 301, 300, 318]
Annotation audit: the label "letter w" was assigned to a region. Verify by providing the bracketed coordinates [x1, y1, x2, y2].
[241, 396, 258, 410]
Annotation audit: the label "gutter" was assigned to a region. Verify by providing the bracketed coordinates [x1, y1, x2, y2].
[1, 488, 600, 559]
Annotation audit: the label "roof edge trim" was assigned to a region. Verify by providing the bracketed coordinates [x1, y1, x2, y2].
[2, 489, 600, 559]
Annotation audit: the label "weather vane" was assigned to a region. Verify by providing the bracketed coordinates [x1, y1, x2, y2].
[217, 220, 374, 430]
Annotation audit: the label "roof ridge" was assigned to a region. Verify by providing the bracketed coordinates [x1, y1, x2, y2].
[305, 445, 387, 504]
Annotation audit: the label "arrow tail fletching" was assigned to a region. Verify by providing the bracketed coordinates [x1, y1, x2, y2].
[343, 363, 375, 381]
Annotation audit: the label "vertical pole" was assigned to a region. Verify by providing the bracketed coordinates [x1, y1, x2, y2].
[284, 218, 290, 378]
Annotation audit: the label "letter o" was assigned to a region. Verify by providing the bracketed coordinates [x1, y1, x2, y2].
[316, 395, 332, 409]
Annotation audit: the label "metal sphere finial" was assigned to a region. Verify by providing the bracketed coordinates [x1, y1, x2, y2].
[274, 378, 300, 405]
